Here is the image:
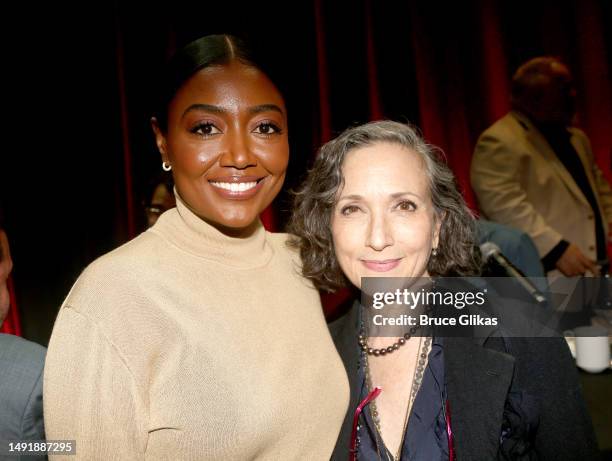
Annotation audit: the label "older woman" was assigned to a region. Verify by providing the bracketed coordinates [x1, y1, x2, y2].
[289, 121, 599, 460]
[43, 35, 348, 460]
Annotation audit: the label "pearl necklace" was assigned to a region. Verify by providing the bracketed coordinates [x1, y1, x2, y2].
[363, 334, 432, 461]
[359, 327, 417, 356]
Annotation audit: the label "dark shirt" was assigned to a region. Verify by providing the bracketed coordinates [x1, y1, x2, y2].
[357, 337, 448, 460]
[536, 123, 607, 270]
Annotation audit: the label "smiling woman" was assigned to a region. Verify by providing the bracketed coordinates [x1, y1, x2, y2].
[42, 35, 349, 460]
[288, 121, 600, 460]
[331, 142, 441, 286]
[151, 60, 289, 235]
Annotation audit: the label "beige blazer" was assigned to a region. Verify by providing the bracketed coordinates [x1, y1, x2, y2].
[471, 111, 612, 267]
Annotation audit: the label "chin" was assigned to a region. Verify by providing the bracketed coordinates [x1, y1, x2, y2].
[214, 216, 260, 235]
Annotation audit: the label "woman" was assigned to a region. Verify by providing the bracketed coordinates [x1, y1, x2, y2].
[43, 35, 348, 460]
[288, 121, 599, 460]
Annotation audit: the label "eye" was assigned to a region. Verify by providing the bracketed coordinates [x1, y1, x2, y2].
[252, 121, 282, 136]
[340, 205, 361, 216]
[395, 200, 417, 211]
[190, 122, 222, 137]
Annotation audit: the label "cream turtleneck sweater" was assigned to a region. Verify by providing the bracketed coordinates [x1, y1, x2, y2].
[43, 196, 349, 460]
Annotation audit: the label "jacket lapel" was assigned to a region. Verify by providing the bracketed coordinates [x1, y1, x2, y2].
[512, 111, 589, 207]
[445, 337, 515, 460]
[569, 132, 607, 216]
[329, 302, 362, 460]
[330, 303, 518, 460]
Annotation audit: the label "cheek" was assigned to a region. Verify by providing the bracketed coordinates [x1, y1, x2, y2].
[395, 218, 435, 254]
[168, 137, 220, 175]
[256, 141, 289, 175]
[331, 219, 362, 266]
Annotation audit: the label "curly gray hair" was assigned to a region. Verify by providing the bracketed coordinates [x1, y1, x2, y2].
[287, 120, 480, 292]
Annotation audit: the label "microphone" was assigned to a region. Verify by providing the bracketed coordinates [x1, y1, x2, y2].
[480, 241, 547, 305]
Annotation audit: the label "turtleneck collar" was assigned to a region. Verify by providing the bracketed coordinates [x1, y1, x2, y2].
[149, 191, 274, 269]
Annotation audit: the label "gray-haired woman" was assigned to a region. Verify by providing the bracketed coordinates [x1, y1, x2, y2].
[288, 120, 599, 460]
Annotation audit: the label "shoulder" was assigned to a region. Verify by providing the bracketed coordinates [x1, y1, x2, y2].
[328, 301, 359, 344]
[266, 231, 321, 291]
[60, 230, 164, 319]
[473, 113, 529, 163]
[479, 113, 525, 142]
[0, 334, 45, 411]
[0, 333, 46, 370]
[86, 230, 164, 274]
[266, 231, 303, 267]
[266, 231, 292, 251]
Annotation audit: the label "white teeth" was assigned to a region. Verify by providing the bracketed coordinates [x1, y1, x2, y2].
[210, 181, 258, 192]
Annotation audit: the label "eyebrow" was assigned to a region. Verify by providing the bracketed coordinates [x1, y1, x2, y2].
[337, 192, 422, 201]
[181, 103, 284, 119]
[249, 104, 284, 116]
[182, 104, 226, 119]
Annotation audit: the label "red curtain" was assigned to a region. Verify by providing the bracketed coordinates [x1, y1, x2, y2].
[112, 0, 611, 234]
[307, 0, 611, 316]
[5, 1, 611, 341]
[0, 278, 22, 336]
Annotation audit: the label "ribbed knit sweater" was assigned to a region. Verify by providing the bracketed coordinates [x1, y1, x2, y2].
[43, 196, 349, 460]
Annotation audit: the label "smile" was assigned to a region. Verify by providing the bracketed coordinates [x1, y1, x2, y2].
[208, 176, 266, 200]
[361, 258, 403, 272]
[210, 181, 258, 192]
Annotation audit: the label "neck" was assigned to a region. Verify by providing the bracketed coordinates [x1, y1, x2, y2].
[192, 211, 261, 239]
[514, 107, 570, 128]
[149, 191, 274, 269]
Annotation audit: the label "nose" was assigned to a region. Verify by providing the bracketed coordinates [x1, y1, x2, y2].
[219, 130, 257, 170]
[366, 211, 393, 251]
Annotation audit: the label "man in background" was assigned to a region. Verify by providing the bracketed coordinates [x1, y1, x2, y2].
[471, 56, 612, 278]
[0, 219, 47, 460]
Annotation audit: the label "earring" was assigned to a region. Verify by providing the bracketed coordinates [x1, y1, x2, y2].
[162, 161, 172, 172]
[431, 247, 438, 257]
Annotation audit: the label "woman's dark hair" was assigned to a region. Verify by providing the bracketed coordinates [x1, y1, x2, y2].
[287, 120, 481, 292]
[153, 34, 260, 131]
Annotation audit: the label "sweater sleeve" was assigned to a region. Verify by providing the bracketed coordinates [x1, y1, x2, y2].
[43, 306, 147, 461]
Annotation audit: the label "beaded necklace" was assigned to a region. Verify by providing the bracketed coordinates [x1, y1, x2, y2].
[358, 278, 436, 459]
[363, 334, 431, 460]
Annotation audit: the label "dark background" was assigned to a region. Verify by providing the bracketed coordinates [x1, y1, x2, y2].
[1, 0, 611, 346]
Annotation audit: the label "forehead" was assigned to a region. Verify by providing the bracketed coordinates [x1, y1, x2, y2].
[169, 61, 285, 112]
[340, 142, 430, 194]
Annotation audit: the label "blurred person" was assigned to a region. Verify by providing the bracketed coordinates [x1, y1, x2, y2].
[471, 57, 612, 278]
[143, 176, 175, 228]
[289, 121, 600, 460]
[0, 219, 46, 460]
[43, 34, 348, 460]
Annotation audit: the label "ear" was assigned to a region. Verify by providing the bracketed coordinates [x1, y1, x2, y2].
[0, 229, 13, 290]
[151, 117, 169, 163]
[0, 230, 13, 321]
[0, 230, 13, 277]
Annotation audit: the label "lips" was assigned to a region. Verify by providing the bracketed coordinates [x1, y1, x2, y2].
[208, 176, 266, 200]
[210, 181, 258, 192]
[361, 258, 402, 272]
